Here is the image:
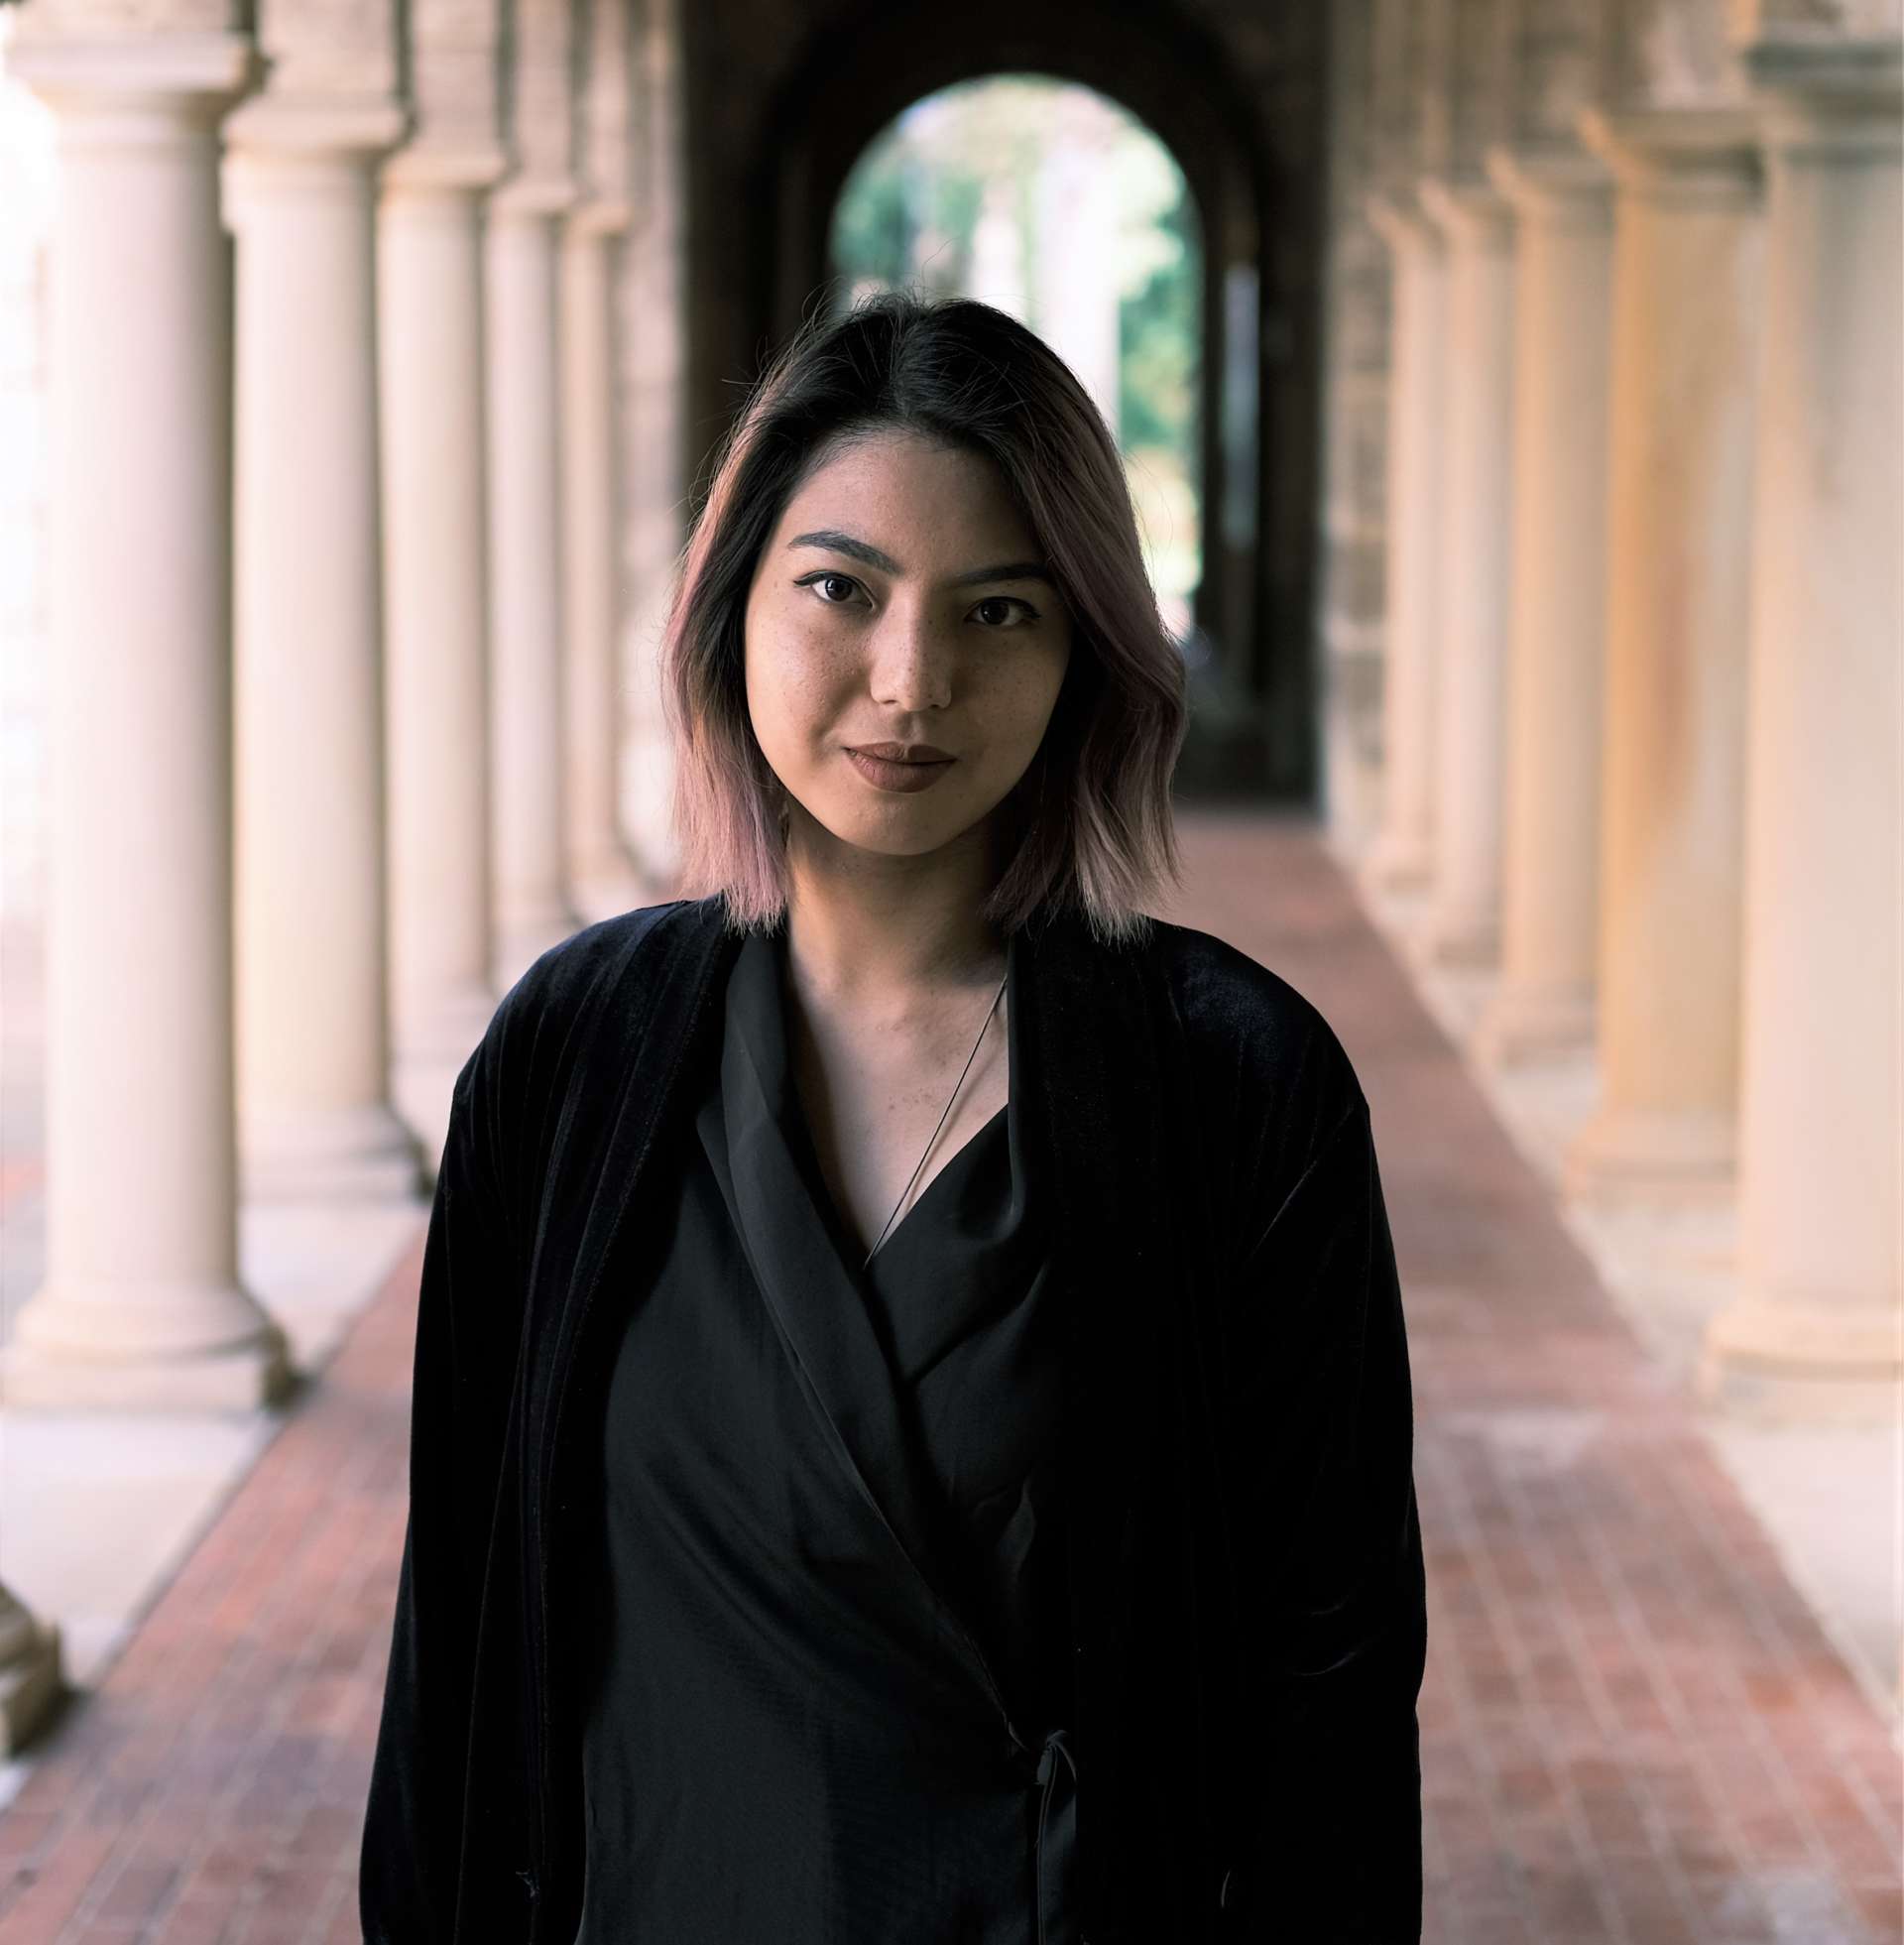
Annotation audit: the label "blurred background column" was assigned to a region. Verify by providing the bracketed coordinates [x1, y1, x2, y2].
[1362, 0, 1449, 895]
[1701, 10, 1903, 1411]
[619, 0, 686, 885]
[1316, 0, 1387, 850]
[377, 1, 507, 1062]
[1416, 0, 1515, 969]
[486, 0, 580, 981]
[222, 1, 421, 1200]
[1567, 9, 1762, 1206]
[1473, 4, 1615, 1066]
[563, 0, 643, 919]
[1417, 194, 1513, 965]
[0, 21, 290, 1409]
[1363, 194, 1443, 895]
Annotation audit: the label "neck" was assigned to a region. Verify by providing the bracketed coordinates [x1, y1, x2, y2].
[778, 802, 1007, 1008]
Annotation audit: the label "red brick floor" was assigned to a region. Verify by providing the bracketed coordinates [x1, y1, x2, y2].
[1, 811, 1898, 1943]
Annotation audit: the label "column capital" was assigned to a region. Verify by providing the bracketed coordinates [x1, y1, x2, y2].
[1577, 104, 1764, 202]
[1364, 185, 1439, 252]
[1486, 146, 1614, 227]
[566, 195, 635, 238]
[381, 143, 511, 196]
[1417, 174, 1513, 245]
[1742, 38, 1904, 157]
[4, 30, 256, 124]
[221, 93, 409, 162]
[490, 172, 578, 219]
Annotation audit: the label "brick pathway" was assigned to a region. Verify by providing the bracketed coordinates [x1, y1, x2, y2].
[0, 811, 1898, 1943]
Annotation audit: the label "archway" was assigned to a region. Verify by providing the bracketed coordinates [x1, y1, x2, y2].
[707, 0, 1316, 796]
[828, 76, 1203, 647]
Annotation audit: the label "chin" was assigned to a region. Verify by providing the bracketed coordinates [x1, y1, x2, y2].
[797, 785, 1000, 862]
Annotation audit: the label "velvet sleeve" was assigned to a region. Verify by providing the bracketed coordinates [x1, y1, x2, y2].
[1220, 1094, 1428, 1941]
[360, 1038, 521, 1944]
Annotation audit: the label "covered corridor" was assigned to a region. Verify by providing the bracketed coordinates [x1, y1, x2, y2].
[0, 0, 1899, 1935]
[0, 818, 1898, 1942]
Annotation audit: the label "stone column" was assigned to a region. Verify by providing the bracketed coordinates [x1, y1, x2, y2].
[485, 0, 582, 976]
[1699, 36, 1903, 1410]
[0, 31, 290, 1410]
[561, 200, 642, 915]
[1363, 193, 1446, 892]
[560, 0, 641, 917]
[223, 90, 423, 1201]
[1472, 150, 1614, 1065]
[1564, 106, 1762, 1205]
[486, 184, 578, 969]
[620, 0, 687, 883]
[1415, 176, 1514, 966]
[378, 151, 504, 1058]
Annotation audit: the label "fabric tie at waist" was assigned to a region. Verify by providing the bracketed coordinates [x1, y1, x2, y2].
[1032, 1726, 1078, 1945]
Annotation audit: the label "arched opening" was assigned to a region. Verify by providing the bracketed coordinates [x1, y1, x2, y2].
[826, 75, 1203, 647]
[709, 0, 1316, 797]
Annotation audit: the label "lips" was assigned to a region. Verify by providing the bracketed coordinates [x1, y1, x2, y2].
[843, 746, 956, 794]
[849, 742, 955, 763]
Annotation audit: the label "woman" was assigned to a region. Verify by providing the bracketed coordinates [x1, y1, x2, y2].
[361, 293, 1427, 1945]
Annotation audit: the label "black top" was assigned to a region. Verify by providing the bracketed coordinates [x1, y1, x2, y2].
[569, 921, 1077, 1944]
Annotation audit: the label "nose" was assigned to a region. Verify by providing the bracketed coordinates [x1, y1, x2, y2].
[866, 599, 953, 713]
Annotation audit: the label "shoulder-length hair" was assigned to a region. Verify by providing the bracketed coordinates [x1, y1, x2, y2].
[657, 289, 1187, 947]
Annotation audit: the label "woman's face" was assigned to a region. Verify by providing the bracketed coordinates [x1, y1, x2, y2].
[743, 428, 1073, 867]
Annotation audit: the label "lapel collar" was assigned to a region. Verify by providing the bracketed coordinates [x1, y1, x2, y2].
[530, 896, 739, 1516]
[530, 892, 1176, 1628]
[525, 894, 1182, 1942]
[696, 928, 993, 1679]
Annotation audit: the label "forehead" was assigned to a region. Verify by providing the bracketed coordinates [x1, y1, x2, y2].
[774, 429, 1034, 549]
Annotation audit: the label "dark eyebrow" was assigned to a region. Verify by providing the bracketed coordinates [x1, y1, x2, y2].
[787, 529, 1052, 589]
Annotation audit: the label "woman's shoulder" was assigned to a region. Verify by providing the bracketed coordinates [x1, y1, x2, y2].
[462, 896, 720, 1099]
[1139, 916, 1369, 1156]
[504, 896, 709, 1019]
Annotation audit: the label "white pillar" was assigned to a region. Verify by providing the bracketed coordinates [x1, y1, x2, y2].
[1565, 108, 1762, 1206]
[222, 101, 422, 1200]
[1700, 43, 1903, 1410]
[561, 200, 642, 914]
[1473, 151, 1614, 1066]
[0, 32, 290, 1411]
[486, 185, 580, 970]
[1416, 178, 1514, 967]
[621, 0, 686, 883]
[1363, 192, 1446, 893]
[378, 154, 502, 1056]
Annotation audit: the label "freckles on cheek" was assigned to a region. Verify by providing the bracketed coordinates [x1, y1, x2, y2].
[753, 619, 850, 758]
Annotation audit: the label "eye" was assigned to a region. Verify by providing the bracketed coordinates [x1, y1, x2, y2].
[970, 595, 1039, 628]
[794, 569, 867, 608]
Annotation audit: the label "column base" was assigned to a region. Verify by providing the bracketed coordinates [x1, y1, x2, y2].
[1563, 1102, 1736, 1208]
[0, 1284, 294, 1412]
[0, 1595, 63, 1758]
[1359, 827, 1435, 894]
[1416, 907, 1501, 969]
[240, 1100, 425, 1203]
[1697, 1293, 1902, 1423]
[1471, 978, 1597, 1068]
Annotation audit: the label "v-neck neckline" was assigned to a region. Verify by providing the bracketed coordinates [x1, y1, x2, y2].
[738, 924, 1020, 1285]
[692, 927, 1038, 1739]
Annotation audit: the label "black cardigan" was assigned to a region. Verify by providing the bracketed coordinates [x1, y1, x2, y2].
[359, 894, 1427, 1944]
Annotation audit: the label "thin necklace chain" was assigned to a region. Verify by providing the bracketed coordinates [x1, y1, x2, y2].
[861, 967, 1009, 1272]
